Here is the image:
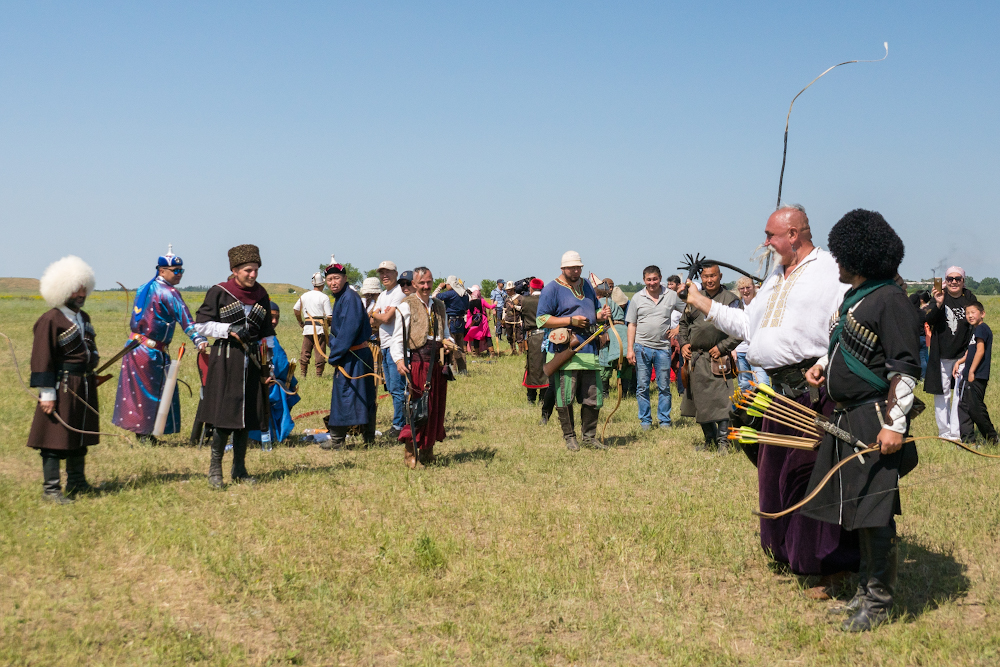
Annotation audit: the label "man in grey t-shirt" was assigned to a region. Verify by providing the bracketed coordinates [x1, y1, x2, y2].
[625, 265, 686, 429]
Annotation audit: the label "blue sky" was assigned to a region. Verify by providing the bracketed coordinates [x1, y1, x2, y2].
[1, 1, 997, 289]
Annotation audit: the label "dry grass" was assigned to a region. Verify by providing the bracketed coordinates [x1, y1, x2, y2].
[1, 291, 999, 665]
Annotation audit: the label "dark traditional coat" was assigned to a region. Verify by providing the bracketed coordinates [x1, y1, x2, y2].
[27, 308, 100, 451]
[195, 284, 275, 431]
[678, 289, 742, 423]
[801, 284, 922, 530]
[520, 294, 548, 388]
[327, 287, 376, 427]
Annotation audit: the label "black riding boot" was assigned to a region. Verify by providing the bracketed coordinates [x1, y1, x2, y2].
[540, 383, 556, 425]
[65, 450, 92, 496]
[698, 422, 717, 451]
[715, 419, 731, 454]
[326, 426, 348, 450]
[830, 530, 867, 616]
[580, 405, 607, 450]
[230, 430, 256, 484]
[556, 407, 579, 451]
[208, 429, 227, 488]
[844, 524, 897, 632]
[363, 409, 377, 446]
[41, 452, 71, 504]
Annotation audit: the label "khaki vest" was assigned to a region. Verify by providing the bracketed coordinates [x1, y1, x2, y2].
[402, 294, 447, 350]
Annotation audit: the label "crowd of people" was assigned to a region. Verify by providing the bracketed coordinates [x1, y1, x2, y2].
[21, 204, 996, 633]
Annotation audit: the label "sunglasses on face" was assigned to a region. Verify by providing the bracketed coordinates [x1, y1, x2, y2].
[945, 276, 963, 283]
[165, 268, 184, 276]
[398, 280, 411, 287]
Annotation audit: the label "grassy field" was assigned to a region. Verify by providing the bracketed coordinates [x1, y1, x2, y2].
[1, 290, 999, 666]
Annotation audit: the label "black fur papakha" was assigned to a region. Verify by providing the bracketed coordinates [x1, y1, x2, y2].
[828, 209, 904, 280]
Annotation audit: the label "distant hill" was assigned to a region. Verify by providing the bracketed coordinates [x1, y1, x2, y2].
[261, 282, 310, 295]
[0, 277, 40, 294]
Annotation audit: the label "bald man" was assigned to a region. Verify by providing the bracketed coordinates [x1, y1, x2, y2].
[683, 204, 857, 596]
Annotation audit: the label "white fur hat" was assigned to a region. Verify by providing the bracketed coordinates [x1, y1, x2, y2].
[39, 256, 96, 307]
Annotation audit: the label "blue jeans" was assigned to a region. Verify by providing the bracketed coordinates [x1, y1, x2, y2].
[634, 343, 672, 426]
[382, 348, 406, 431]
[736, 351, 769, 392]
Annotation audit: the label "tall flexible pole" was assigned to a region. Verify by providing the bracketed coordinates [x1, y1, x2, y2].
[776, 42, 889, 208]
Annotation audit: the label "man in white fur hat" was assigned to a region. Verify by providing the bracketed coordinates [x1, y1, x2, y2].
[27, 256, 100, 503]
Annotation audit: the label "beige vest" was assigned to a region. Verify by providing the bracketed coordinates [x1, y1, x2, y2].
[402, 294, 447, 350]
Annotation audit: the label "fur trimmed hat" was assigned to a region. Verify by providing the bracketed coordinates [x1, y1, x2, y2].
[827, 209, 905, 281]
[228, 244, 262, 270]
[40, 255, 96, 307]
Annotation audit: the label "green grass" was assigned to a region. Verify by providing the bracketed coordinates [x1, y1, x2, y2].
[1, 291, 999, 665]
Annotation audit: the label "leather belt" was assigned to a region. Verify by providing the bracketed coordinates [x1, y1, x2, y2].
[130, 332, 167, 351]
[349, 343, 368, 351]
[766, 358, 820, 400]
[834, 396, 883, 412]
[611, 320, 625, 325]
[57, 363, 93, 376]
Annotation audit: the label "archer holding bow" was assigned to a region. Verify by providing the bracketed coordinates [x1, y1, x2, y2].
[800, 209, 922, 632]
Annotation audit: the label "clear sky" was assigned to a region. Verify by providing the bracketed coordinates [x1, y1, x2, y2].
[1, 1, 997, 289]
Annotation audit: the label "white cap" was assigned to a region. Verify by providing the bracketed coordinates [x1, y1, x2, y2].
[311, 271, 325, 287]
[446, 275, 467, 297]
[469, 284, 481, 294]
[377, 260, 397, 272]
[505, 281, 516, 289]
[360, 277, 382, 295]
[561, 250, 584, 268]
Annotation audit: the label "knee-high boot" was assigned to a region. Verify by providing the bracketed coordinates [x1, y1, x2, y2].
[830, 531, 867, 616]
[844, 525, 897, 631]
[230, 430, 256, 484]
[715, 419, 730, 454]
[65, 450, 92, 495]
[208, 429, 227, 488]
[556, 407, 578, 451]
[698, 422, 717, 450]
[41, 453, 71, 504]
[580, 405, 607, 450]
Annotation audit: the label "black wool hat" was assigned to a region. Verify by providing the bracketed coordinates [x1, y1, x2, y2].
[828, 209, 905, 281]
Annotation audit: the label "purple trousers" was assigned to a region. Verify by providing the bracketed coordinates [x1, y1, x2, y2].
[755, 387, 860, 576]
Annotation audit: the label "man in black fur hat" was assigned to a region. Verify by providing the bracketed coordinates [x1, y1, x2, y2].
[194, 244, 275, 488]
[804, 209, 922, 632]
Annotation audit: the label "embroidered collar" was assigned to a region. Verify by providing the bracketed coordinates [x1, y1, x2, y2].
[555, 277, 585, 300]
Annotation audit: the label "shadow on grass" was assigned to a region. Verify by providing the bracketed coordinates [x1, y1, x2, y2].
[255, 461, 357, 483]
[777, 535, 971, 624]
[436, 447, 497, 467]
[89, 461, 356, 493]
[600, 435, 636, 448]
[896, 537, 971, 619]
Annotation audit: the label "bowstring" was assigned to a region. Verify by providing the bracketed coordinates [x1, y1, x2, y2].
[755, 449, 1000, 519]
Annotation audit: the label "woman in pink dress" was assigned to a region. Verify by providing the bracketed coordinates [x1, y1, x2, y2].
[464, 285, 497, 357]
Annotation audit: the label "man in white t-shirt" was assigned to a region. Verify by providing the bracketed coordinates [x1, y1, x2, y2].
[371, 260, 407, 438]
[293, 272, 333, 378]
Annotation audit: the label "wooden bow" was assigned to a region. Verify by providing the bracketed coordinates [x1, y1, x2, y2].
[755, 435, 1000, 520]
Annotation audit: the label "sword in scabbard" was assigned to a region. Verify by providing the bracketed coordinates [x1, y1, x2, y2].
[813, 416, 869, 463]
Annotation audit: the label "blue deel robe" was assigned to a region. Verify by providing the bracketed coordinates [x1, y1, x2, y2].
[328, 287, 377, 426]
[250, 335, 301, 443]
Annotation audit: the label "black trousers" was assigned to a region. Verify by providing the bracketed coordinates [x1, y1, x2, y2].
[528, 381, 555, 408]
[959, 378, 998, 442]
